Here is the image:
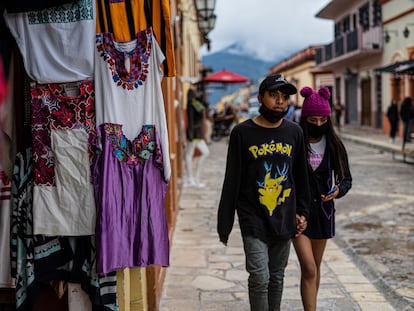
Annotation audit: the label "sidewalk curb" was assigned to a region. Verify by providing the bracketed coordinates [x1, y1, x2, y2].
[339, 131, 414, 164]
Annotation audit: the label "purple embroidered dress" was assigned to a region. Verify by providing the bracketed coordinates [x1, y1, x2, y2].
[94, 124, 168, 273]
[94, 27, 169, 274]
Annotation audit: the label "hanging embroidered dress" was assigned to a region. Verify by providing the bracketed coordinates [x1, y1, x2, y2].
[31, 81, 97, 236]
[94, 28, 169, 274]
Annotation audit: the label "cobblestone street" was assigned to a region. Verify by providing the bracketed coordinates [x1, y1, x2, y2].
[334, 137, 414, 310]
[160, 127, 414, 310]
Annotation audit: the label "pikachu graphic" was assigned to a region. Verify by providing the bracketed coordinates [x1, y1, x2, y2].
[258, 162, 291, 216]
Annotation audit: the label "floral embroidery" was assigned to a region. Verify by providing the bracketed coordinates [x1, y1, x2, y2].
[102, 124, 163, 167]
[31, 81, 96, 186]
[96, 28, 152, 90]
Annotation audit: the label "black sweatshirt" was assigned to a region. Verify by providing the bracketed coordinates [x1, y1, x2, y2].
[217, 119, 310, 244]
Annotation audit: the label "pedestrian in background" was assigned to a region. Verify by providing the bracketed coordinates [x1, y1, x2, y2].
[333, 97, 344, 131]
[293, 103, 302, 123]
[293, 86, 352, 311]
[185, 88, 210, 187]
[400, 97, 413, 143]
[386, 99, 399, 144]
[217, 74, 310, 311]
[205, 105, 216, 145]
[284, 100, 295, 121]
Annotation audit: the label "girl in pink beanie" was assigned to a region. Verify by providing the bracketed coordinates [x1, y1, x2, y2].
[293, 86, 352, 311]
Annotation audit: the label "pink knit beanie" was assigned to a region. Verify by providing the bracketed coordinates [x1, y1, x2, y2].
[300, 86, 331, 117]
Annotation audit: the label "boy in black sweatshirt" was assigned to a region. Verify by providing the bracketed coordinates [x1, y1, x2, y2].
[217, 74, 310, 311]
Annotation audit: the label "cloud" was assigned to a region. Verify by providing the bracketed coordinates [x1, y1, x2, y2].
[202, 0, 333, 61]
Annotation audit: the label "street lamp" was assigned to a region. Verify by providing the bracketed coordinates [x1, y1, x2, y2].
[402, 23, 414, 38]
[195, 0, 216, 21]
[194, 0, 216, 102]
[197, 13, 216, 36]
[195, 0, 217, 50]
[384, 29, 398, 43]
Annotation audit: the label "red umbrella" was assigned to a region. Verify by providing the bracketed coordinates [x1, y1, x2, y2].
[203, 69, 249, 84]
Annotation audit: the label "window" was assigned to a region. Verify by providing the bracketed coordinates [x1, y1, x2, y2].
[372, 0, 382, 27]
[335, 22, 341, 38]
[353, 13, 357, 30]
[359, 3, 370, 32]
[342, 15, 350, 33]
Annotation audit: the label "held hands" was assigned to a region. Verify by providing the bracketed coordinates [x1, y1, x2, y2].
[295, 214, 307, 237]
[321, 185, 339, 202]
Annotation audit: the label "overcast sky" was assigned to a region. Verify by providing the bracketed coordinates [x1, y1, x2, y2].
[201, 0, 334, 62]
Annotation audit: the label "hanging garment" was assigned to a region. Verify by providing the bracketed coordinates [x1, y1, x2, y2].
[4, 0, 95, 83]
[94, 28, 170, 273]
[0, 49, 16, 179]
[31, 81, 97, 236]
[10, 148, 34, 310]
[0, 54, 7, 105]
[94, 27, 170, 180]
[10, 151, 117, 310]
[96, 0, 175, 77]
[0, 168, 13, 287]
[80, 237, 118, 310]
[4, 0, 76, 13]
[94, 124, 169, 274]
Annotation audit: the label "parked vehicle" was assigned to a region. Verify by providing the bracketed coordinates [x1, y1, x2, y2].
[211, 117, 231, 141]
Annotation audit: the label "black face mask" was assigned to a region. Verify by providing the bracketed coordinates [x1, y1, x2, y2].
[307, 122, 328, 138]
[259, 105, 288, 123]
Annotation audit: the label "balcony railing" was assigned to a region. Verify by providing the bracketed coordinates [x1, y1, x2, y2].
[335, 37, 344, 57]
[316, 26, 383, 65]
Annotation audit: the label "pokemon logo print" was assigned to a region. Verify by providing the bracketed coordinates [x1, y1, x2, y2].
[248, 141, 292, 159]
[257, 162, 291, 216]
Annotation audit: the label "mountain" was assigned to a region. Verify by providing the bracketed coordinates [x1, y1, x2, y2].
[202, 43, 277, 84]
[201, 43, 279, 106]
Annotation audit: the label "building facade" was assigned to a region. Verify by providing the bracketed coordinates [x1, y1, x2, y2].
[315, 0, 414, 136]
[268, 46, 334, 108]
[376, 0, 414, 135]
[315, 0, 384, 128]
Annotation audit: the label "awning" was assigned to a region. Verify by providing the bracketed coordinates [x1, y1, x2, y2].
[374, 59, 414, 75]
[395, 61, 414, 74]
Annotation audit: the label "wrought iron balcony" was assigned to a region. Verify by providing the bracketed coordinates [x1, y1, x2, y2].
[316, 26, 383, 67]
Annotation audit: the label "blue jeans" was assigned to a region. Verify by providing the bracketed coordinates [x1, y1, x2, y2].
[242, 235, 291, 311]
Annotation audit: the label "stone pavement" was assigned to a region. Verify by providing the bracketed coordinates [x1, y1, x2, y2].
[339, 126, 414, 164]
[160, 126, 407, 311]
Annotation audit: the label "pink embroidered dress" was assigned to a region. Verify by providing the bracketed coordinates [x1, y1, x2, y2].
[94, 28, 169, 274]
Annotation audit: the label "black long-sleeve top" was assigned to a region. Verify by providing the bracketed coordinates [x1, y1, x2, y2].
[217, 119, 310, 244]
[303, 142, 352, 239]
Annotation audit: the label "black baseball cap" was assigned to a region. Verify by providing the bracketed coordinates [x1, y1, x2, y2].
[259, 74, 297, 95]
